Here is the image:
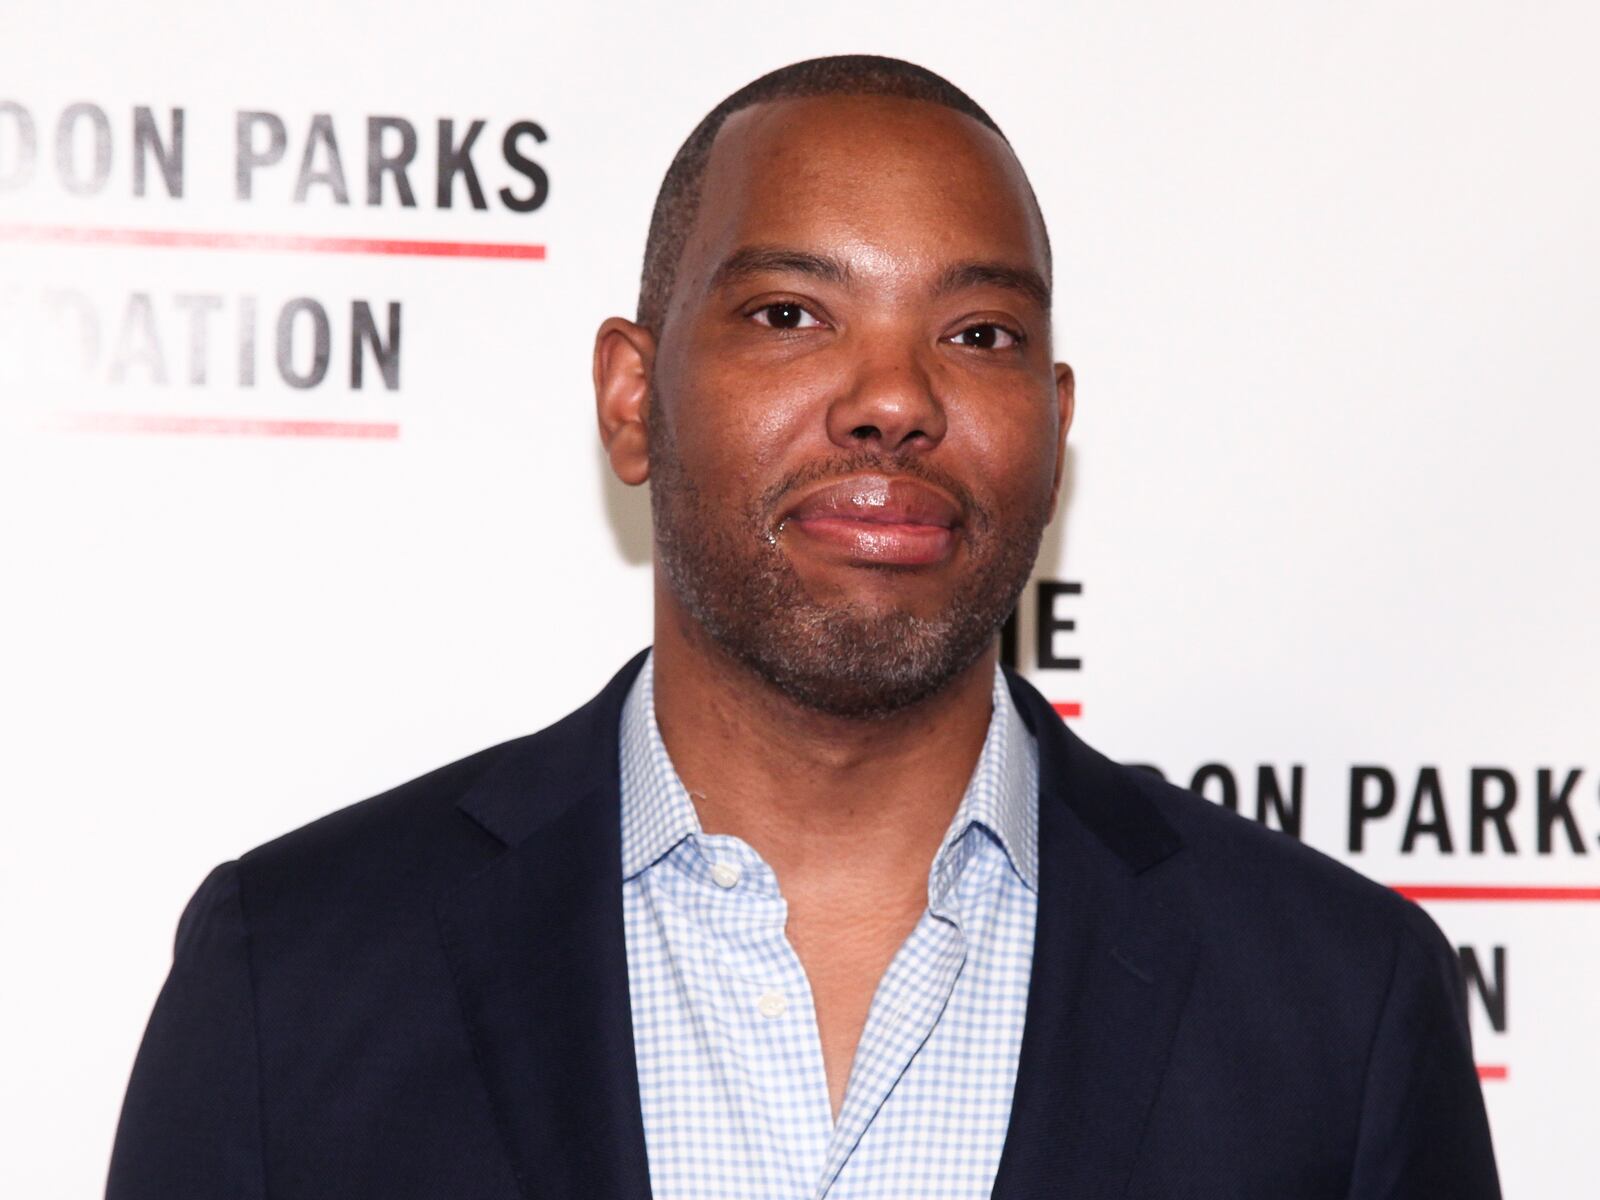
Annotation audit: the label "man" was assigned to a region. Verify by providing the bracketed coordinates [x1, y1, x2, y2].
[107, 56, 1501, 1199]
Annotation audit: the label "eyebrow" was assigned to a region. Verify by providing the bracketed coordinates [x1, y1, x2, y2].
[708, 246, 853, 291]
[934, 261, 1053, 312]
[708, 244, 1051, 312]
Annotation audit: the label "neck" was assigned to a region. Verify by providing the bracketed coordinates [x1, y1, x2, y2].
[649, 589, 998, 899]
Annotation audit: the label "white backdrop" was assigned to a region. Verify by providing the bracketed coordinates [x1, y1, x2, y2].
[2, 2, 1596, 1196]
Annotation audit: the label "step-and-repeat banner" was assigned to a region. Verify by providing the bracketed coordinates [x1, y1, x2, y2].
[2, 3, 1595, 1197]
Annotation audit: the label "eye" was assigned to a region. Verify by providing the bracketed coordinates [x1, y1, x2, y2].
[947, 323, 1023, 350]
[750, 301, 823, 331]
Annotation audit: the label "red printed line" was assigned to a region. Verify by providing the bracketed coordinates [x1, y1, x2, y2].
[1392, 885, 1600, 902]
[58, 413, 399, 440]
[1476, 1065, 1508, 1081]
[1052, 701, 1082, 718]
[0, 223, 546, 261]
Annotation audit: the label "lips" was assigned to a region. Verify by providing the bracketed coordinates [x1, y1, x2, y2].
[779, 474, 962, 566]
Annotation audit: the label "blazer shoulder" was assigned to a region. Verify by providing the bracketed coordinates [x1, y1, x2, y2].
[226, 653, 646, 930]
[231, 732, 537, 925]
[1108, 756, 1452, 980]
[252, 736, 511, 856]
[1137, 761, 1421, 912]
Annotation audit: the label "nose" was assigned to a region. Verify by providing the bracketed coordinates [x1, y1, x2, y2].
[824, 341, 948, 454]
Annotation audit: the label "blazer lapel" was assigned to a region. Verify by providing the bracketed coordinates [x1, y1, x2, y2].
[435, 652, 653, 1200]
[430, 654, 1195, 1199]
[992, 672, 1201, 1200]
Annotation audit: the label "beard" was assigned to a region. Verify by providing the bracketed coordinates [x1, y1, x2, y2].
[647, 394, 1052, 720]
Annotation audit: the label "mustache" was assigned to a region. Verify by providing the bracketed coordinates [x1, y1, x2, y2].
[757, 452, 989, 533]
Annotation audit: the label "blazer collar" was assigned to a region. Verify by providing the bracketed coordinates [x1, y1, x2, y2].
[452, 648, 649, 849]
[437, 651, 1197, 1200]
[435, 649, 653, 1200]
[992, 666, 1200, 1198]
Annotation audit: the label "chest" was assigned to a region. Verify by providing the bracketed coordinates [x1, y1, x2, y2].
[622, 852, 1036, 1199]
[785, 898, 925, 1112]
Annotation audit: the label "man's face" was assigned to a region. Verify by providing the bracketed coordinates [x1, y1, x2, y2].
[639, 94, 1072, 717]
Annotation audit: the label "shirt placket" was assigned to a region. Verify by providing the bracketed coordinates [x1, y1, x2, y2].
[693, 832, 835, 1198]
[813, 851, 972, 1199]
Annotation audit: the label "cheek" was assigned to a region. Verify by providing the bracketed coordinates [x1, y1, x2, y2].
[951, 390, 1061, 503]
[668, 356, 836, 484]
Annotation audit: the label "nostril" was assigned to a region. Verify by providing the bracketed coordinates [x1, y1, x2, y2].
[850, 425, 879, 440]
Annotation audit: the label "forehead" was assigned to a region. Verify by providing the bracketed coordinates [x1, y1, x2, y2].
[676, 94, 1049, 303]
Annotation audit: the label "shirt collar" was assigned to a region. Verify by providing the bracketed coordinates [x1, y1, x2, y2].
[618, 650, 1038, 895]
[934, 664, 1039, 896]
[618, 651, 701, 881]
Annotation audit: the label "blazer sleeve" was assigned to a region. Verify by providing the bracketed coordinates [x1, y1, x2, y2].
[1343, 902, 1502, 1200]
[105, 860, 267, 1200]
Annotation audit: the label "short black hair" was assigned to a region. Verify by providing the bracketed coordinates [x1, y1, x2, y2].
[636, 54, 1045, 332]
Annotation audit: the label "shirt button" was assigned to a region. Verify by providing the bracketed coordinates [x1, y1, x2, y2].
[756, 991, 787, 1019]
[710, 862, 741, 889]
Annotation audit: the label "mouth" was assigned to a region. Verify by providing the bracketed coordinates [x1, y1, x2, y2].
[777, 474, 962, 567]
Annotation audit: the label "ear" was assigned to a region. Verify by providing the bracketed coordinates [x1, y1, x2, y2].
[1048, 360, 1076, 514]
[593, 317, 657, 486]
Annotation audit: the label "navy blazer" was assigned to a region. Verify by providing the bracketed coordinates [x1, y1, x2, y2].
[107, 651, 1500, 1199]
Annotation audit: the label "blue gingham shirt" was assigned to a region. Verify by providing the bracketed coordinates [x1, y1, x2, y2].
[619, 652, 1040, 1199]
